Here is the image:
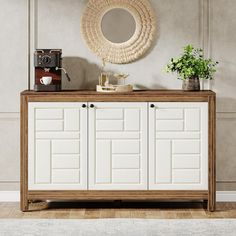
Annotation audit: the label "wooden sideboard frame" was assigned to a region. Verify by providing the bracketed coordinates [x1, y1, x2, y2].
[20, 90, 216, 212]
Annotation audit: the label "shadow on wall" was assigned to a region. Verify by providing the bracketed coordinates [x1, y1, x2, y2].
[134, 84, 167, 90]
[62, 57, 102, 90]
[213, 60, 236, 111]
[139, 1, 160, 61]
[61, 56, 168, 91]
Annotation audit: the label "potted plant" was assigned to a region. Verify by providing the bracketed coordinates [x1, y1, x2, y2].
[165, 45, 218, 91]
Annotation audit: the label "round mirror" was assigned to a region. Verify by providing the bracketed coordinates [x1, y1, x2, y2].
[81, 0, 156, 64]
[101, 8, 136, 44]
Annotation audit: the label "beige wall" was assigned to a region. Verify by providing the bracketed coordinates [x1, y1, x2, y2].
[0, 0, 236, 191]
[211, 0, 236, 190]
[0, 0, 28, 191]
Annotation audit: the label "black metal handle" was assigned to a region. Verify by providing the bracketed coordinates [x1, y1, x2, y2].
[82, 104, 87, 108]
[90, 104, 95, 108]
[150, 104, 155, 108]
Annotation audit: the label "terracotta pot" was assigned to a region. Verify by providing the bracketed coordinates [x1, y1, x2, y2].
[182, 77, 200, 91]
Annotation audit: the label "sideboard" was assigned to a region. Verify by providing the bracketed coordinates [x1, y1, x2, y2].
[20, 90, 216, 211]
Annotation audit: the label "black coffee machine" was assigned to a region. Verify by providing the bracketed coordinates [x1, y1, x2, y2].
[34, 49, 70, 92]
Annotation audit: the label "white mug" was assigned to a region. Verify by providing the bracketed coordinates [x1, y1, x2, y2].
[40, 76, 52, 85]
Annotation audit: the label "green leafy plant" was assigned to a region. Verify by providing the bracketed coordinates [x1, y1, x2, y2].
[166, 45, 218, 80]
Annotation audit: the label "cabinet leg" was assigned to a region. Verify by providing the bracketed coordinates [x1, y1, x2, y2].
[208, 198, 215, 212]
[21, 199, 29, 212]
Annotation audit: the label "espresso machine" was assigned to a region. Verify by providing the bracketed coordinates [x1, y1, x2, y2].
[34, 49, 70, 91]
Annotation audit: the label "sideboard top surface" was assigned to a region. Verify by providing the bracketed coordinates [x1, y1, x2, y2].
[21, 90, 215, 102]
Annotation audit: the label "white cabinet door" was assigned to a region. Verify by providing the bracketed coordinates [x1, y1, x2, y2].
[89, 102, 148, 190]
[149, 102, 208, 190]
[28, 102, 87, 190]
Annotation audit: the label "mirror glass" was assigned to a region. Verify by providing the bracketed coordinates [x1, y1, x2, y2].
[101, 8, 136, 44]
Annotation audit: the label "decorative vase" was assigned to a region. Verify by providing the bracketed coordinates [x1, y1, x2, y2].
[182, 77, 200, 91]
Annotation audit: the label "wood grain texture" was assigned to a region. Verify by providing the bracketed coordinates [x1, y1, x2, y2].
[208, 94, 216, 212]
[28, 190, 208, 201]
[21, 90, 215, 103]
[20, 95, 29, 212]
[20, 90, 216, 212]
[0, 202, 235, 219]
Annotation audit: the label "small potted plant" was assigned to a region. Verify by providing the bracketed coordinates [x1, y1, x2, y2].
[165, 45, 218, 91]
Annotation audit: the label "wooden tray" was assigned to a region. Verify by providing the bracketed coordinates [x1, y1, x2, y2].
[96, 84, 133, 93]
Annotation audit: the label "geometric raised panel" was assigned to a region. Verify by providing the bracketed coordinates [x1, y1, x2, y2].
[52, 170, 80, 183]
[124, 109, 140, 131]
[112, 155, 140, 169]
[52, 140, 80, 154]
[113, 169, 140, 184]
[35, 140, 51, 184]
[173, 169, 200, 184]
[89, 102, 147, 190]
[149, 102, 208, 190]
[156, 108, 183, 120]
[96, 109, 123, 120]
[96, 132, 140, 140]
[36, 132, 80, 139]
[155, 140, 171, 183]
[36, 109, 63, 120]
[184, 109, 200, 131]
[64, 109, 80, 131]
[112, 140, 140, 154]
[28, 101, 209, 191]
[28, 102, 87, 190]
[156, 120, 184, 131]
[173, 155, 200, 169]
[156, 132, 200, 140]
[172, 140, 200, 154]
[96, 120, 124, 131]
[96, 140, 111, 183]
[36, 120, 64, 131]
[52, 155, 80, 169]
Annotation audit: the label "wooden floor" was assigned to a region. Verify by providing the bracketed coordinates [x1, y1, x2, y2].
[0, 202, 236, 219]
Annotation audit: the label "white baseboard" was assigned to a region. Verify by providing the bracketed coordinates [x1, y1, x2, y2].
[0, 191, 236, 202]
[216, 191, 236, 202]
[0, 191, 20, 202]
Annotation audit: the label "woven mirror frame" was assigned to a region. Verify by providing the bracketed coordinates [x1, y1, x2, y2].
[81, 0, 156, 64]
